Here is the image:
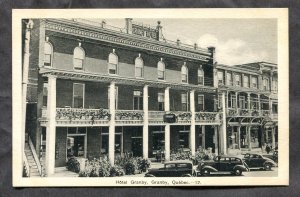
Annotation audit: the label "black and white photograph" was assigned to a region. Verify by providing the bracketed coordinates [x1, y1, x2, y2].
[12, 9, 289, 187]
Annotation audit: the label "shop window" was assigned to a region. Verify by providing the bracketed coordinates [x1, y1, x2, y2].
[198, 66, 204, 85]
[181, 63, 188, 83]
[235, 74, 241, 86]
[181, 93, 188, 111]
[135, 55, 144, 78]
[42, 82, 48, 107]
[44, 42, 53, 66]
[179, 130, 189, 148]
[108, 50, 118, 75]
[243, 75, 249, 88]
[152, 129, 165, 151]
[73, 45, 85, 70]
[73, 83, 84, 108]
[133, 90, 143, 110]
[197, 94, 204, 111]
[217, 71, 224, 85]
[158, 92, 165, 111]
[252, 76, 258, 88]
[157, 60, 165, 80]
[226, 72, 233, 86]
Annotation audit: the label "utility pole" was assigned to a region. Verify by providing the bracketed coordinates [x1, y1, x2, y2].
[22, 19, 34, 173]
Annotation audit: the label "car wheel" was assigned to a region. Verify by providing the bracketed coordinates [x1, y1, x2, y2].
[264, 163, 272, 171]
[201, 169, 210, 176]
[234, 169, 242, 176]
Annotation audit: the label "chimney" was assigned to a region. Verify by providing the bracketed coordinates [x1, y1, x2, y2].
[125, 18, 133, 34]
[176, 39, 181, 46]
[156, 21, 163, 41]
[101, 20, 106, 28]
[208, 46, 216, 64]
[194, 43, 198, 50]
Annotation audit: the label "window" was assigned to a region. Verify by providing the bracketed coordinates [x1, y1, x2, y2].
[198, 66, 204, 85]
[157, 60, 165, 80]
[252, 76, 258, 88]
[263, 78, 269, 90]
[158, 92, 165, 111]
[238, 95, 246, 109]
[243, 75, 249, 88]
[44, 42, 53, 66]
[135, 56, 144, 78]
[181, 63, 188, 83]
[73, 83, 84, 108]
[133, 90, 143, 110]
[230, 94, 236, 108]
[181, 93, 188, 111]
[108, 52, 118, 74]
[42, 82, 48, 107]
[73, 46, 85, 70]
[226, 72, 233, 86]
[235, 74, 241, 86]
[273, 80, 278, 91]
[217, 71, 224, 85]
[179, 130, 189, 148]
[197, 94, 204, 111]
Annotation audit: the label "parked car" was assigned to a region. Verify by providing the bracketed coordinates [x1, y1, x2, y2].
[145, 160, 194, 177]
[198, 156, 249, 176]
[242, 153, 277, 170]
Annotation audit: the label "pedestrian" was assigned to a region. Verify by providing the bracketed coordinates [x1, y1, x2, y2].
[266, 144, 271, 154]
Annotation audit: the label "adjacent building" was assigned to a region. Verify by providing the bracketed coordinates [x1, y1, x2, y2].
[23, 18, 278, 176]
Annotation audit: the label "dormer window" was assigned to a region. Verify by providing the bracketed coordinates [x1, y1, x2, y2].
[181, 63, 188, 83]
[44, 41, 53, 67]
[135, 54, 144, 78]
[157, 59, 165, 80]
[73, 44, 85, 70]
[198, 65, 204, 85]
[108, 49, 118, 75]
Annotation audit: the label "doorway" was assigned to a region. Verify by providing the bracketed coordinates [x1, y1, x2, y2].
[67, 135, 86, 158]
[131, 137, 142, 157]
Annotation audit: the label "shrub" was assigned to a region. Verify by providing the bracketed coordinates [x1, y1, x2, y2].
[110, 165, 125, 177]
[78, 157, 112, 177]
[137, 158, 151, 172]
[124, 161, 137, 175]
[66, 156, 80, 173]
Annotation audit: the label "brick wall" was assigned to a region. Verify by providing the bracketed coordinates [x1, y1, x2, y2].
[55, 127, 67, 167]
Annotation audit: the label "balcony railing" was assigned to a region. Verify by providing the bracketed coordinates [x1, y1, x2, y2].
[195, 112, 220, 123]
[115, 110, 144, 125]
[148, 111, 165, 124]
[227, 108, 274, 118]
[171, 111, 192, 124]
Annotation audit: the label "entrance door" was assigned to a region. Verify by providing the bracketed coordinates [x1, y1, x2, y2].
[67, 135, 86, 158]
[131, 137, 142, 157]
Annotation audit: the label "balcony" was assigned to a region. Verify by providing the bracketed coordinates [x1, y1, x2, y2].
[148, 111, 165, 124]
[226, 108, 276, 118]
[115, 110, 144, 125]
[171, 111, 192, 124]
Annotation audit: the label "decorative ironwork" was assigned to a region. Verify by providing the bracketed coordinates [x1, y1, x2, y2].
[240, 109, 250, 116]
[115, 110, 143, 120]
[227, 108, 237, 116]
[56, 108, 111, 123]
[195, 112, 218, 122]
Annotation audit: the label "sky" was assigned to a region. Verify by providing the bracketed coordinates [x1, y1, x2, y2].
[96, 18, 277, 66]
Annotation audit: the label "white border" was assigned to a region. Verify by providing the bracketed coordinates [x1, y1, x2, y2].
[12, 8, 289, 187]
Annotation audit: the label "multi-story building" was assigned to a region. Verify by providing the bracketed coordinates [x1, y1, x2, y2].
[214, 62, 278, 155]
[23, 19, 223, 176]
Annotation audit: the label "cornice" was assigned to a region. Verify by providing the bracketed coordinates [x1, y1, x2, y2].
[44, 19, 211, 63]
[218, 85, 272, 96]
[39, 67, 217, 93]
[216, 65, 260, 75]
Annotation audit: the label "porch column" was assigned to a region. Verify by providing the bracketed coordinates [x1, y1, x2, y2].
[202, 126, 206, 149]
[45, 75, 56, 176]
[189, 90, 196, 156]
[213, 126, 218, 155]
[235, 92, 238, 110]
[257, 94, 261, 114]
[269, 97, 272, 115]
[143, 85, 149, 159]
[247, 126, 252, 151]
[271, 127, 276, 149]
[247, 93, 251, 110]
[164, 87, 170, 161]
[220, 91, 227, 155]
[109, 82, 116, 165]
[237, 126, 241, 149]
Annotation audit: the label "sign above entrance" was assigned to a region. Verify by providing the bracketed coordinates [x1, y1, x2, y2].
[163, 113, 177, 123]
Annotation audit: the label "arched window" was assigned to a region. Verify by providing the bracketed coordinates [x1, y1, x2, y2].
[198, 66, 204, 85]
[135, 55, 144, 78]
[44, 42, 53, 66]
[157, 60, 165, 80]
[181, 63, 188, 83]
[73, 46, 85, 70]
[108, 51, 118, 74]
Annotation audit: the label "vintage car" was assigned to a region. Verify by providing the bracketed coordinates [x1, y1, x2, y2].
[145, 160, 194, 177]
[198, 156, 249, 176]
[242, 153, 277, 170]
